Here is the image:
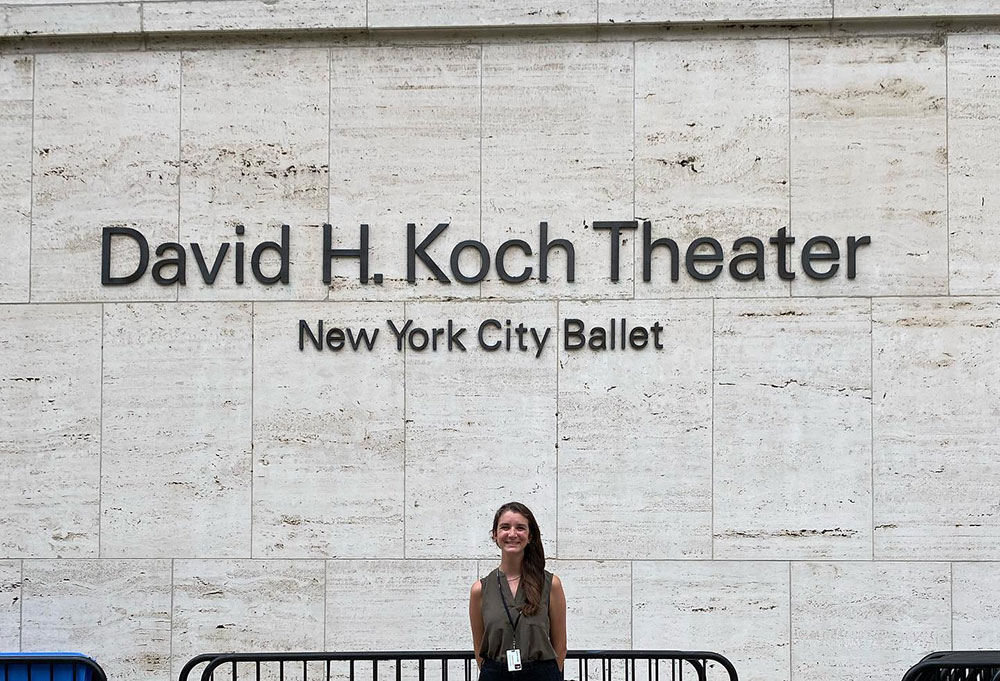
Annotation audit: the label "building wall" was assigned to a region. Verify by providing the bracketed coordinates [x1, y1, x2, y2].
[2, 4, 1000, 681]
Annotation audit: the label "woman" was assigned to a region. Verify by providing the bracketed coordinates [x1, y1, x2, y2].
[470, 502, 567, 681]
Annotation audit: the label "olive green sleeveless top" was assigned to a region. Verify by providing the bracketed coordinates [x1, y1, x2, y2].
[479, 568, 557, 663]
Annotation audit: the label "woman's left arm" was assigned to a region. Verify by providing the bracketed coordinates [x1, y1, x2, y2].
[549, 575, 567, 671]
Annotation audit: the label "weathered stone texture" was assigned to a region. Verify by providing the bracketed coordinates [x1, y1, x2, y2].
[635, 39, 789, 298]
[253, 303, 405, 558]
[0, 56, 32, 303]
[21, 560, 171, 681]
[101, 303, 252, 557]
[791, 562, 951, 681]
[171, 560, 325, 674]
[327, 46, 481, 301]
[634, 561, 791, 681]
[558, 300, 713, 559]
[0, 305, 102, 558]
[948, 35, 1000, 295]
[31, 52, 179, 302]
[714, 298, 872, 559]
[404, 301, 557, 557]
[873, 298, 1000, 559]
[481, 43, 633, 300]
[790, 38, 948, 296]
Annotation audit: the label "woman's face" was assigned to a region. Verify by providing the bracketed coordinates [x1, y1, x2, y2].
[493, 510, 531, 555]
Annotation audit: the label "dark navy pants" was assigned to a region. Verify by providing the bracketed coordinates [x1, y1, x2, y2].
[479, 659, 563, 681]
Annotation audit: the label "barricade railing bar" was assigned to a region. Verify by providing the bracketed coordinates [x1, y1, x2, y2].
[0, 653, 108, 681]
[179, 651, 738, 681]
[901, 651, 1000, 681]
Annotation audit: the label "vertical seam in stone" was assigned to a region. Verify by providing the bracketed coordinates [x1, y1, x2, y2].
[870, 297, 874, 560]
[478, 44, 484, 301]
[710, 298, 715, 559]
[628, 561, 633, 648]
[631, 40, 636, 300]
[139, 1, 145, 37]
[945, 35, 951, 297]
[249, 302, 255, 558]
[949, 561, 954, 648]
[555, 299, 560, 557]
[18, 559, 23, 651]
[327, 47, 333, 302]
[28, 56, 35, 304]
[323, 560, 329, 648]
[176, 52, 183, 303]
[402, 299, 407, 558]
[169, 558, 175, 681]
[786, 39, 793, 299]
[788, 561, 793, 681]
[98, 303, 105, 556]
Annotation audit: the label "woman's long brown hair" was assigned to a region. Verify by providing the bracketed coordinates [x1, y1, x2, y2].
[492, 502, 546, 617]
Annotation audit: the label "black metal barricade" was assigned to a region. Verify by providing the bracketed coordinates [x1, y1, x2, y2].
[179, 651, 738, 681]
[902, 651, 1000, 681]
[0, 653, 108, 681]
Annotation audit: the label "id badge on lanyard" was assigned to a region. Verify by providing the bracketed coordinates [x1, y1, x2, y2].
[497, 572, 523, 672]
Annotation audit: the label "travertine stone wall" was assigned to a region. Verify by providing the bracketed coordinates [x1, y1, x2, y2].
[1, 8, 1000, 681]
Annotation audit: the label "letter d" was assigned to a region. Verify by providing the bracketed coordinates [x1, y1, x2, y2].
[102, 226, 149, 285]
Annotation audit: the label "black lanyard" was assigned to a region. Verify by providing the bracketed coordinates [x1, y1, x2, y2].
[496, 572, 522, 647]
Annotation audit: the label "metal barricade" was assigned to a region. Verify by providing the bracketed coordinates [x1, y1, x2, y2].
[901, 651, 1000, 681]
[179, 651, 738, 681]
[0, 653, 107, 681]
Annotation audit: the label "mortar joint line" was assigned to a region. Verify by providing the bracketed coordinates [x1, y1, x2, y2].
[18, 560, 24, 652]
[169, 558, 175, 681]
[98, 303, 104, 557]
[402, 299, 407, 559]
[28, 55, 35, 305]
[249, 302, 255, 558]
[710, 297, 715, 559]
[870, 296, 874, 560]
[945, 37, 951, 298]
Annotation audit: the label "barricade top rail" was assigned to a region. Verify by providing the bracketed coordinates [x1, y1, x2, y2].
[901, 650, 1000, 681]
[0, 653, 108, 681]
[181, 650, 738, 681]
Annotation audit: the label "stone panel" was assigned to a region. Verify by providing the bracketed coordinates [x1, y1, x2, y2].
[253, 303, 405, 557]
[0, 304, 101, 558]
[558, 300, 713, 559]
[327, 47, 480, 301]
[873, 298, 1000, 559]
[369, 1, 594, 28]
[326, 560, 474, 649]
[405, 301, 557, 557]
[481, 43, 633, 300]
[0, 561, 20, 650]
[143, 0, 365, 33]
[791, 562, 950, 681]
[835, 1, 1000, 18]
[21, 560, 171, 681]
[948, 35, 1000, 294]
[31, 52, 179, 302]
[2, 3, 140, 37]
[599, 0, 833, 24]
[789, 38, 947, 296]
[101, 303, 252, 557]
[635, 40, 789, 299]
[633, 562, 790, 681]
[544, 560, 630, 649]
[714, 298, 872, 559]
[179, 49, 328, 301]
[953, 562, 1000, 648]
[172, 560, 325, 673]
[0, 56, 31, 303]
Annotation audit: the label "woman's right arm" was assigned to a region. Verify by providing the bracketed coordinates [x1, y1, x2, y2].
[469, 579, 484, 669]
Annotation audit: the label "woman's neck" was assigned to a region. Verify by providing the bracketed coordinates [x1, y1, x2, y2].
[499, 554, 524, 577]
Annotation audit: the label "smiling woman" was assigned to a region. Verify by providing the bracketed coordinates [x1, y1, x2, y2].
[470, 503, 567, 681]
